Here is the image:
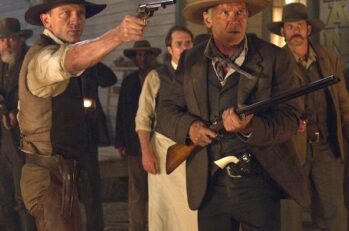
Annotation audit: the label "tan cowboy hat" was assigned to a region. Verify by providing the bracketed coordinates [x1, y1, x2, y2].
[0, 18, 33, 39]
[25, 0, 106, 26]
[267, 3, 324, 36]
[183, 0, 271, 25]
[123, 40, 162, 59]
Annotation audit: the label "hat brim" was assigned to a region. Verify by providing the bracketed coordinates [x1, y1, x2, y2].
[25, 1, 106, 26]
[0, 29, 33, 39]
[183, 0, 271, 25]
[123, 47, 162, 59]
[267, 18, 324, 36]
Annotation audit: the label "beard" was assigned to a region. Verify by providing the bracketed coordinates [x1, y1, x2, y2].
[0, 51, 16, 64]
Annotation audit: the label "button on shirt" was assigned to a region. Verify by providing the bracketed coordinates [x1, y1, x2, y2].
[26, 29, 84, 98]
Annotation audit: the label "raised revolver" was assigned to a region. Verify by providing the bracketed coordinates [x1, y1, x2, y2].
[137, 0, 176, 25]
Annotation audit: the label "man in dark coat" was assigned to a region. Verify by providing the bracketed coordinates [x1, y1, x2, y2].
[268, 3, 349, 231]
[114, 40, 160, 231]
[80, 62, 117, 231]
[155, 1, 309, 230]
[0, 17, 36, 231]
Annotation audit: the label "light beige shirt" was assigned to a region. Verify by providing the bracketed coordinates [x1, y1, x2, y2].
[27, 29, 84, 98]
[294, 45, 317, 70]
[135, 61, 177, 132]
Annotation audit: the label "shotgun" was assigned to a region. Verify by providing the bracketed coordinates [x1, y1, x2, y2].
[166, 75, 339, 174]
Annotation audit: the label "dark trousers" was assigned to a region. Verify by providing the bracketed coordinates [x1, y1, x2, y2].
[79, 147, 104, 231]
[0, 129, 35, 231]
[345, 156, 349, 231]
[128, 155, 148, 231]
[306, 141, 347, 231]
[281, 141, 347, 231]
[198, 169, 282, 231]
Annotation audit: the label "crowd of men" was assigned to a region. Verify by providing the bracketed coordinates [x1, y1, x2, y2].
[0, 0, 348, 231]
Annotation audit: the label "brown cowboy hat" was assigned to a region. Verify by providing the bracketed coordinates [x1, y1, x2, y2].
[123, 40, 162, 59]
[183, 0, 271, 25]
[267, 3, 324, 36]
[0, 18, 33, 39]
[25, 0, 106, 26]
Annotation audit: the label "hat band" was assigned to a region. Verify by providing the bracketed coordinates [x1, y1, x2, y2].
[283, 11, 309, 22]
[0, 31, 20, 37]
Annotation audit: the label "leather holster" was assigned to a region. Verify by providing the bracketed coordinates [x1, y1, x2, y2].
[26, 154, 80, 219]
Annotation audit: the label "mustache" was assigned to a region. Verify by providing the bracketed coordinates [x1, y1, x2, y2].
[290, 34, 305, 40]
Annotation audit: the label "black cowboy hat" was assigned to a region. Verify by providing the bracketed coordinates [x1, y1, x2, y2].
[183, 0, 271, 25]
[123, 40, 162, 59]
[25, 0, 106, 26]
[0, 18, 33, 39]
[267, 3, 324, 36]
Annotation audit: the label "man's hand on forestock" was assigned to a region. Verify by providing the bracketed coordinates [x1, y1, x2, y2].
[189, 121, 217, 147]
[113, 16, 146, 43]
[222, 107, 254, 134]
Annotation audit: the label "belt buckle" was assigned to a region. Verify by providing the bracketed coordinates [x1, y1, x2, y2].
[309, 131, 320, 143]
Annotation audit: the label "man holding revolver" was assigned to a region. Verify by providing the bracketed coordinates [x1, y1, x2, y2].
[17, 0, 146, 230]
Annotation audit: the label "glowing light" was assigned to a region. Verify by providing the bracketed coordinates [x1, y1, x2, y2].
[84, 98, 93, 108]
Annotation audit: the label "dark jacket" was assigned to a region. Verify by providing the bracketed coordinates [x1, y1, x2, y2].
[0, 45, 29, 145]
[156, 34, 310, 210]
[114, 71, 142, 155]
[288, 43, 349, 164]
[81, 62, 117, 147]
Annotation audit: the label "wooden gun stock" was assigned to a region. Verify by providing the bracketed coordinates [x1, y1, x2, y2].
[166, 144, 200, 174]
[165, 75, 339, 174]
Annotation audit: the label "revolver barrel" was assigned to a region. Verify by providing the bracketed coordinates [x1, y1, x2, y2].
[137, 0, 176, 23]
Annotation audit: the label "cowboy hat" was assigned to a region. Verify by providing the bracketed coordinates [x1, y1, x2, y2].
[267, 3, 324, 36]
[25, 0, 106, 26]
[0, 18, 33, 39]
[123, 40, 162, 59]
[183, 0, 271, 25]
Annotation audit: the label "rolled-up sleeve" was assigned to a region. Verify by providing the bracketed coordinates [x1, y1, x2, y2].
[27, 43, 83, 98]
[135, 70, 160, 132]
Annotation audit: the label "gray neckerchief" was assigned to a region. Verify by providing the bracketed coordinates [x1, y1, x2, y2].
[204, 36, 254, 85]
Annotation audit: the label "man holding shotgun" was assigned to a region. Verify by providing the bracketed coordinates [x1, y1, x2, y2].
[155, 0, 310, 230]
